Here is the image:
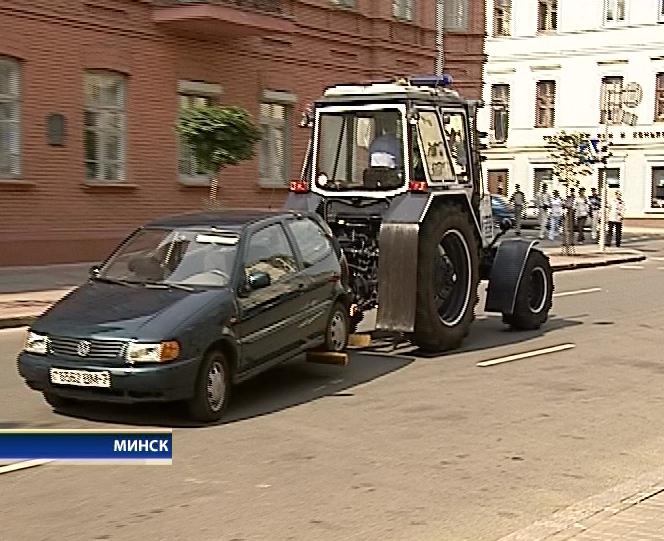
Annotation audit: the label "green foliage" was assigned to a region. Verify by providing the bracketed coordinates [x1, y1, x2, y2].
[177, 105, 262, 174]
[544, 130, 594, 189]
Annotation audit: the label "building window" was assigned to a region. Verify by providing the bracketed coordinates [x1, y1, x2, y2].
[488, 169, 509, 195]
[490, 84, 510, 143]
[652, 167, 664, 208]
[393, 0, 413, 21]
[494, 0, 511, 36]
[599, 167, 620, 192]
[660, 0, 664, 21]
[533, 168, 553, 195]
[605, 0, 626, 23]
[84, 72, 126, 182]
[600, 76, 624, 125]
[0, 57, 20, 178]
[656, 74, 664, 122]
[537, 0, 557, 32]
[177, 81, 223, 184]
[535, 81, 556, 128]
[445, 0, 468, 31]
[260, 91, 294, 187]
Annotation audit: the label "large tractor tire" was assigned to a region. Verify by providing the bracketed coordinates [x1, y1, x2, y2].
[502, 249, 553, 330]
[412, 202, 480, 352]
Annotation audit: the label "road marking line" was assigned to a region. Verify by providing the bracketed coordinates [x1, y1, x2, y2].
[0, 459, 52, 475]
[651, 257, 664, 261]
[477, 344, 576, 368]
[658, 267, 664, 271]
[619, 265, 644, 269]
[553, 287, 602, 298]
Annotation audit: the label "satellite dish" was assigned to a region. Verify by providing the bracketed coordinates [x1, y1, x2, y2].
[622, 82, 643, 108]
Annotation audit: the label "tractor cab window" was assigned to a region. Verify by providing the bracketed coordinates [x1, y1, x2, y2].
[315, 109, 405, 191]
[416, 110, 470, 184]
[442, 111, 470, 182]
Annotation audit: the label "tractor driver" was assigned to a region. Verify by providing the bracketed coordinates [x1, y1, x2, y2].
[368, 112, 403, 170]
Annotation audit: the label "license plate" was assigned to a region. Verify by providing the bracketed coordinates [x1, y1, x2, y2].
[50, 368, 111, 388]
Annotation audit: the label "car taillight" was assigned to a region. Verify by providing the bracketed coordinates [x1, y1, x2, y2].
[409, 180, 428, 193]
[289, 180, 309, 193]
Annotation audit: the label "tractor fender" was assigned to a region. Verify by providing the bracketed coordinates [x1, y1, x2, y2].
[484, 239, 540, 315]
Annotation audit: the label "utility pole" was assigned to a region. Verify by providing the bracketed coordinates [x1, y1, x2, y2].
[435, 0, 444, 75]
[598, 119, 610, 253]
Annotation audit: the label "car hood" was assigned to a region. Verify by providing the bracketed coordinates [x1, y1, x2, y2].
[32, 281, 233, 340]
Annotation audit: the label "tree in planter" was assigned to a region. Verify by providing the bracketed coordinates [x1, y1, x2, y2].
[177, 105, 262, 207]
[544, 131, 594, 254]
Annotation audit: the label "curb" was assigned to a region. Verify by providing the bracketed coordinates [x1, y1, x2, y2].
[551, 253, 646, 272]
[0, 316, 37, 330]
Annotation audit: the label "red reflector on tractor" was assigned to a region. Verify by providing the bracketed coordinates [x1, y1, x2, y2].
[289, 180, 309, 193]
[409, 180, 428, 193]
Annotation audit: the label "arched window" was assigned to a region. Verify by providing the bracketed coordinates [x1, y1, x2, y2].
[0, 56, 21, 177]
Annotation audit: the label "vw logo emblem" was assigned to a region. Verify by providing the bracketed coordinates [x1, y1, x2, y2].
[77, 340, 91, 357]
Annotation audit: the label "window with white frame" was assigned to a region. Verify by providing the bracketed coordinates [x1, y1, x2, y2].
[260, 91, 294, 187]
[535, 81, 556, 128]
[659, 0, 664, 21]
[490, 84, 510, 143]
[537, 0, 557, 32]
[600, 76, 624, 125]
[494, 0, 511, 36]
[604, 0, 626, 23]
[84, 72, 126, 182]
[393, 0, 413, 21]
[0, 57, 20, 178]
[445, 0, 468, 31]
[177, 81, 222, 183]
[656, 74, 664, 122]
[652, 167, 664, 208]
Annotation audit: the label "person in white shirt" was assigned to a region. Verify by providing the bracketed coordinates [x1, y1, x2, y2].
[573, 187, 590, 244]
[536, 184, 551, 240]
[607, 192, 625, 247]
[548, 190, 563, 241]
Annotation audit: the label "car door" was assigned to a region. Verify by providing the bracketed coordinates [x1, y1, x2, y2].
[286, 216, 341, 340]
[235, 222, 306, 369]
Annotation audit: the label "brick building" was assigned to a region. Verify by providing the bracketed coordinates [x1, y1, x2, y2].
[0, 0, 485, 266]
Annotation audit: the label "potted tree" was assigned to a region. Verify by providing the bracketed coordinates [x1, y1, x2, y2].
[177, 105, 262, 208]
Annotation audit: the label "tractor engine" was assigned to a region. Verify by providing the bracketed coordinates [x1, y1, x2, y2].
[328, 215, 381, 313]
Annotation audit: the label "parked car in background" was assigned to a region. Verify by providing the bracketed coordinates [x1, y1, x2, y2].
[491, 194, 515, 228]
[18, 209, 351, 422]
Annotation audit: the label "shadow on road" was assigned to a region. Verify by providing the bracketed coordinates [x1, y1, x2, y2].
[51, 352, 413, 428]
[363, 315, 583, 359]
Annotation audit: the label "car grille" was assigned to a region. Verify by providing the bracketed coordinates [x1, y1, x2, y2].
[48, 336, 127, 362]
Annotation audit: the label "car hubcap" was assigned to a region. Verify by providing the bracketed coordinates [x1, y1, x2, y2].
[528, 267, 547, 314]
[206, 360, 226, 412]
[434, 229, 472, 327]
[329, 312, 347, 351]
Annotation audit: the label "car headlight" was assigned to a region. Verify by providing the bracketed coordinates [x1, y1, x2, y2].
[125, 341, 180, 364]
[24, 331, 49, 355]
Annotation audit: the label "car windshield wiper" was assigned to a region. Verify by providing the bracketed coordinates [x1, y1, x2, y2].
[92, 276, 138, 287]
[142, 282, 195, 292]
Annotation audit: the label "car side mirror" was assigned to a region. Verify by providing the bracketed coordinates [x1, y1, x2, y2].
[500, 218, 512, 232]
[247, 271, 271, 290]
[89, 265, 101, 278]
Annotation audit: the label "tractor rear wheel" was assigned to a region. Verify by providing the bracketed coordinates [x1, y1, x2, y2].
[412, 202, 480, 352]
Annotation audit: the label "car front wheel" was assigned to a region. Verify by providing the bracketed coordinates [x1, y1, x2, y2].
[187, 350, 231, 423]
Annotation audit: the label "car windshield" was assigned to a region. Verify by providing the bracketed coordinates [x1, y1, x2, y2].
[99, 228, 239, 288]
[315, 108, 405, 191]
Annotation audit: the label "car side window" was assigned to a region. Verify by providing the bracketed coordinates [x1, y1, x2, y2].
[244, 224, 298, 284]
[288, 218, 333, 267]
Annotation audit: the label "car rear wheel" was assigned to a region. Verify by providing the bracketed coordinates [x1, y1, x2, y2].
[187, 350, 231, 423]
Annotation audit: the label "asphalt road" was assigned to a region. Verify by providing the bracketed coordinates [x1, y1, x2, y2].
[2, 239, 664, 541]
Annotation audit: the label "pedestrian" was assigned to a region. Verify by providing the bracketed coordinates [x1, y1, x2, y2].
[574, 187, 590, 244]
[548, 190, 563, 241]
[607, 191, 625, 248]
[510, 184, 525, 236]
[589, 187, 601, 241]
[536, 184, 551, 240]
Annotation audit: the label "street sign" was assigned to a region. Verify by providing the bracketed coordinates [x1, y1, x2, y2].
[622, 82, 643, 108]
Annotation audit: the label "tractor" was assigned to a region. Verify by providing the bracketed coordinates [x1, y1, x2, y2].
[285, 75, 553, 352]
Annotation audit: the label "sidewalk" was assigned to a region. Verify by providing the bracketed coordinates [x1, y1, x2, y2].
[0, 246, 647, 329]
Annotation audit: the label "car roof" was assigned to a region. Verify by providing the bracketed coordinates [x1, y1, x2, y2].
[145, 208, 304, 231]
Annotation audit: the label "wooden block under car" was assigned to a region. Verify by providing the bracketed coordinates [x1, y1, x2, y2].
[306, 351, 349, 366]
[348, 334, 372, 348]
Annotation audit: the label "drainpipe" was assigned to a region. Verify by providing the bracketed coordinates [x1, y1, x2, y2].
[435, 0, 444, 75]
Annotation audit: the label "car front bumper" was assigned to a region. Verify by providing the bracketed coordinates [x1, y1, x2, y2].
[17, 353, 200, 403]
